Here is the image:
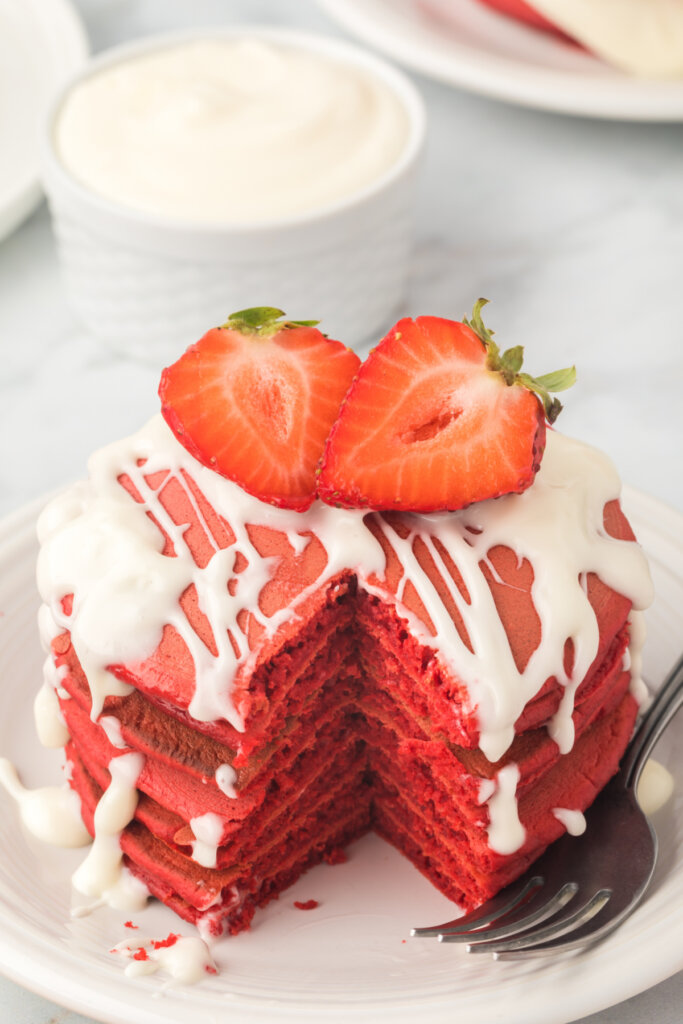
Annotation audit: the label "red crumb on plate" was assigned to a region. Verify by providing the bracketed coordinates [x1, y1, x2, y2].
[294, 899, 319, 910]
[323, 847, 348, 865]
[152, 933, 180, 949]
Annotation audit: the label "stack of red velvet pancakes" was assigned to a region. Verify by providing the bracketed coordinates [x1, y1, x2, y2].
[36, 306, 653, 937]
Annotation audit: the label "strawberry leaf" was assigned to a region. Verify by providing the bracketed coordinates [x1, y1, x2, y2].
[227, 307, 285, 328]
[224, 307, 321, 337]
[533, 367, 577, 393]
[464, 299, 576, 424]
[500, 345, 524, 380]
[517, 373, 568, 424]
[463, 297, 494, 348]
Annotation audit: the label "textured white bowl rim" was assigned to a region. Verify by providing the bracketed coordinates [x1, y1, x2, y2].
[42, 25, 426, 239]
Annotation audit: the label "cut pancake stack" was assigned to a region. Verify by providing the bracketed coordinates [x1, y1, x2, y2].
[42, 422, 646, 936]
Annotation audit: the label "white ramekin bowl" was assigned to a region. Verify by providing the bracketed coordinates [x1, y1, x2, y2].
[41, 27, 425, 363]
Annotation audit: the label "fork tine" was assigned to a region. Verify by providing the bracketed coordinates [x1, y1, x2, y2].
[411, 874, 544, 937]
[467, 888, 612, 956]
[489, 817, 658, 959]
[493, 890, 635, 960]
[442, 881, 578, 944]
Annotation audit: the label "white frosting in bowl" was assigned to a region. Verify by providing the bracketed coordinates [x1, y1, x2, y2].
[54, 38, 412, 223]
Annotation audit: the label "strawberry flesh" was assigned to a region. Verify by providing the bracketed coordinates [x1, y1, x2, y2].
[317, 315, 546, 512]
[160, 318, 360, 511]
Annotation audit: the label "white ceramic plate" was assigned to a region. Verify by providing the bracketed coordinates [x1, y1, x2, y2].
[321, 0, 683, 120]
[0, 0, 88, 243]
[0, 491, 681, 1024]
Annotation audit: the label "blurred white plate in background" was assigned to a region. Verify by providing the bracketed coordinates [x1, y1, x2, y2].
[322, 0, 683, 120]
[0, 0, 88, 243]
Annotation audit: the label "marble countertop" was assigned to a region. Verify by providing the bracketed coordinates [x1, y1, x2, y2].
[0, 1, 681, 1021]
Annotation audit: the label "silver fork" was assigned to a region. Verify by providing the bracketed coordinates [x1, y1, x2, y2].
[412, 653, 683, 959]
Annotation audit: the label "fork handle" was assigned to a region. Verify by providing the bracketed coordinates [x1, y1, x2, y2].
[621, 652, 683, 790]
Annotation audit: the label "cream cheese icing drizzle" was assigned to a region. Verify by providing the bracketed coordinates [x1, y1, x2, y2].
[477, 778, 496, 805]
[189, 811, 224, 868]
[637, 759, 675, 816]
[37, 417, 652, 767]
[37, 602, 61, 651]
[215, 763, 238, 799]
[0, 759, 91, 848]
[70, 867, 149, 918]
[625, 610, 649, 705]
[486, 764, 526, 854]
[110, 934, 216, 984]
[34, 676, 69, 748]
[552, 807, 587, 836]
[99, 715, 127, 749]
[72, 751, 144, 903]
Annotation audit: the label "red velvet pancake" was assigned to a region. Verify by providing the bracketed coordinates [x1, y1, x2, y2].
[38, 420, 651, 937]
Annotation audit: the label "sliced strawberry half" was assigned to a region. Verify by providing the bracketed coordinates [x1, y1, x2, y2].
[317, 300, 575, 513]
[159, 307, 360, 511]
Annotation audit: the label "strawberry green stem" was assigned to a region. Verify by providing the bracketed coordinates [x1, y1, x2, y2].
[464, 298, 576, 424]
[223, 307, 320, 337]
